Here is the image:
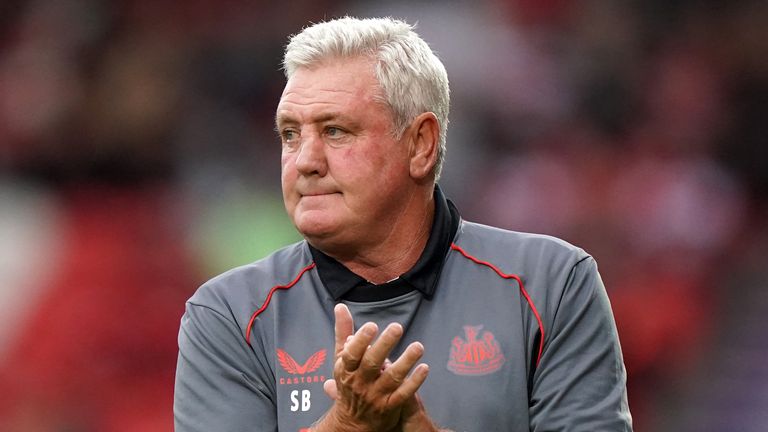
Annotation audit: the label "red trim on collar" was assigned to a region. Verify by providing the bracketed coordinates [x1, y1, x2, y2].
[245, 262, 316, 346]
[450, 243, 545, 367]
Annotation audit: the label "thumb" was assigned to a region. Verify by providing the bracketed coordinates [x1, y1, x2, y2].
[334, 304, 354, 357]
[323, 378, 339, 400]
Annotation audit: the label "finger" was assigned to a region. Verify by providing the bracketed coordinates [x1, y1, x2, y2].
[382, 358, 393, 371]
[359, 323, 403, 378]
[340, 322, 378, 372]
[334, 303, 354, 357]
[323, 379, 339, 400]
[378, 341, 424, 392]
[387, 363, 430, 408]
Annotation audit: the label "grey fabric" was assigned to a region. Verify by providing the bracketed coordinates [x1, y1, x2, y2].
[174, 221, 632, 431]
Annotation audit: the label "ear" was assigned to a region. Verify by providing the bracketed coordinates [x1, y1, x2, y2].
[407, 112, 440, 180]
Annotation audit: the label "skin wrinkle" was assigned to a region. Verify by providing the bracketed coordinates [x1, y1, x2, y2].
[279, 56, 436, 284]
[345, 186, 433, 283]
[339, 114, 438, 282]
[277, 48, 444, 431]
[282, 55, 399, 136]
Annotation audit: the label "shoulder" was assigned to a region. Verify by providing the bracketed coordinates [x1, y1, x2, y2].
[187, 241, 313, 320]
[451, 222, 608, 352]
[453, 220, 590, 273]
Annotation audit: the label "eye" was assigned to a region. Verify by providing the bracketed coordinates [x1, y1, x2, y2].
[325, 126, 345, 138]
[280, 128, 299, 144]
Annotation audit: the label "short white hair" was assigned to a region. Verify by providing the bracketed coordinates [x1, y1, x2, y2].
[283, 16, 450, 180]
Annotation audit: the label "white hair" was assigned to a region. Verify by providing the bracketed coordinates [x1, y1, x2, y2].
[283, 16, 450, 180]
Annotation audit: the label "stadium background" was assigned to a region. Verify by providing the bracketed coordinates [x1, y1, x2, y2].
[0, 0, 766, 430]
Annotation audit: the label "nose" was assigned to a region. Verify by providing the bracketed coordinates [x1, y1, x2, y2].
[294, 132, 328, 177]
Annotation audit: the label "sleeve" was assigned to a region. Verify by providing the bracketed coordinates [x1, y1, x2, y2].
[174, 301, 277, 432]
[529, 257, 633, 431]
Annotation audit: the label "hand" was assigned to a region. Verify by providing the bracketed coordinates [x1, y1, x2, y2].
[314, 303, 430, 432]
[327, 363, 447, 432]
[400, 394, 448, 432]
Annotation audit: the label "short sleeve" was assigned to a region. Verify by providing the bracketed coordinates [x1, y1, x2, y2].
[174, 302, 277, 432]
[529, 257, 633, 431]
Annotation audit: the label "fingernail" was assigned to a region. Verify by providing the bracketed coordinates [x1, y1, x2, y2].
[361, 323, 376, 336]
[387, 323, 403, 336]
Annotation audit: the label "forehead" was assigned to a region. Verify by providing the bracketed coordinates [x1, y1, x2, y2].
[276, 57, 387, 122]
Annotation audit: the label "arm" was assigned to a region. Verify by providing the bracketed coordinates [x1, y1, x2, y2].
[174, 302, 277, 432]
[529, 257, 633, 431]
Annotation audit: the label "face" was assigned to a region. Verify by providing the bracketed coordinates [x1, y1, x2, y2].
[277, 57, 416, 254]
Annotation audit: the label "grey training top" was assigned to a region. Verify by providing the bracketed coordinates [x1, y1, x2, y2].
[174, 191, 632, 431]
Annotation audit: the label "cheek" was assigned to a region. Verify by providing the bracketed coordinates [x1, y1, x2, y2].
[280, 157, 298, 204]
[333, 146, 382, 177]
[280, 153, 296, 183]
[280, 151, 293, 171]
[349, 147, 406, 183]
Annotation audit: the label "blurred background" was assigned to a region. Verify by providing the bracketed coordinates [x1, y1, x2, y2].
[0, 0, 766, 430]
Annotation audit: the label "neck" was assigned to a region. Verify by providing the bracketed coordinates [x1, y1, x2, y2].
[333, 188, 435, 284]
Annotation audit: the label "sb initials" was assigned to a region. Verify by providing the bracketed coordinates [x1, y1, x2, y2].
[290, 390, 311, 412]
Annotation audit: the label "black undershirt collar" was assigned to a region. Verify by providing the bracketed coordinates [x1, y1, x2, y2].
[309, 185, 460, 302]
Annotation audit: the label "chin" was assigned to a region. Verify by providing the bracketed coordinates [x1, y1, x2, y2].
[297, 222, 361, 258]
[294, 214, 339, 241]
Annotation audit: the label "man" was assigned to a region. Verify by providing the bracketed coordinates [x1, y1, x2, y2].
[174, 17, 632, 431]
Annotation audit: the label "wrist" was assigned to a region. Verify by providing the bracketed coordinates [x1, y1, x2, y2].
[311, 404, 373, 432]
[401, 399, 453, 432]
[412, 412, 440, 432]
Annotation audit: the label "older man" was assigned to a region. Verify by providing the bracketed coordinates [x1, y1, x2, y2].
[174, 17, 632, 432]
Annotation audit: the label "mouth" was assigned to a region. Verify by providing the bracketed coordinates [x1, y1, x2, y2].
[300, 191, 340, 198]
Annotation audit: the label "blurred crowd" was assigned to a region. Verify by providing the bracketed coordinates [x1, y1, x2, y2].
[0, 0, 766, 431]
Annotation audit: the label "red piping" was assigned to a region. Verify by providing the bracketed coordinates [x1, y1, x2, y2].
[245, 262, 316, 346]
[450, 243, 545, 367]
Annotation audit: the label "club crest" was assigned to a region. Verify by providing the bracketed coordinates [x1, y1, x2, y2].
[447, 325, 505, 375]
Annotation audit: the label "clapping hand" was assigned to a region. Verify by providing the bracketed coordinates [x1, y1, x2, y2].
[316, 303, 431, 432]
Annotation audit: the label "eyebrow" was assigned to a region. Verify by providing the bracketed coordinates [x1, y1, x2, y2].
[275, 112, 354, 128]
